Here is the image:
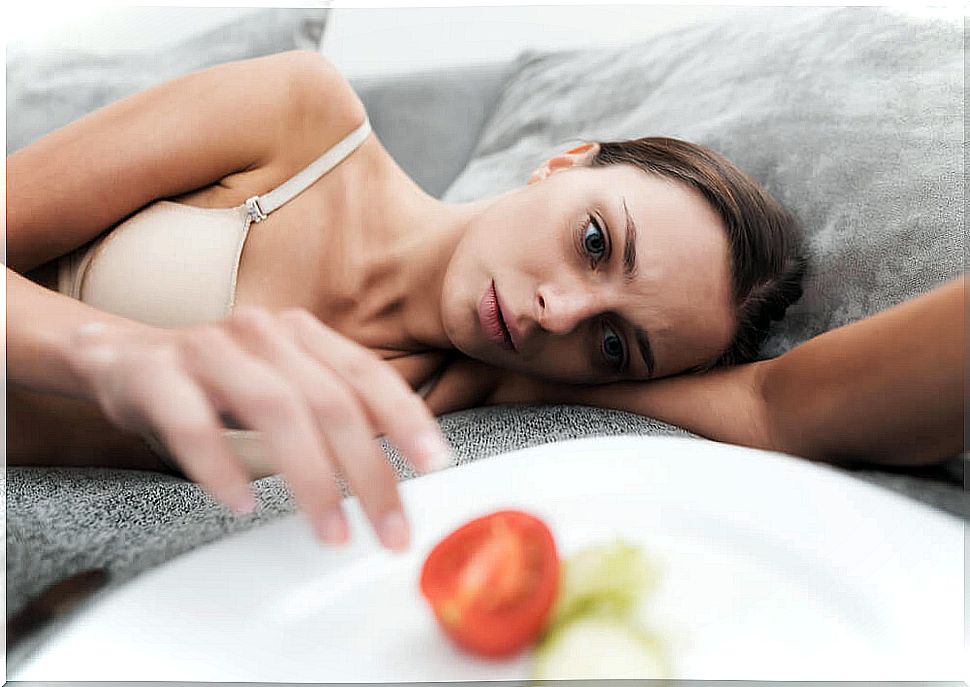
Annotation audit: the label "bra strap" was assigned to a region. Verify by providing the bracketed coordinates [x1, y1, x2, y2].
[245, 117, 372, 223]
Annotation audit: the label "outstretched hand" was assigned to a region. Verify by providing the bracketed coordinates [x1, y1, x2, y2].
[66, 306, 452, 551]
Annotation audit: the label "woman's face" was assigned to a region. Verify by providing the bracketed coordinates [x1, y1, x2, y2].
[440, 162, 736, 383]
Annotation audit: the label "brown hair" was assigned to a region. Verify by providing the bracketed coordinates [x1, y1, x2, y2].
[591, 137, 806, 367]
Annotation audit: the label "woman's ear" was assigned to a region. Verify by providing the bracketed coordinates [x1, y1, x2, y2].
[527, 142, 601, 184]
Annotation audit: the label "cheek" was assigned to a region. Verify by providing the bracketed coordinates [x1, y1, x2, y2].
[498, 196, 569, 262]
[438, 248, 482, 350]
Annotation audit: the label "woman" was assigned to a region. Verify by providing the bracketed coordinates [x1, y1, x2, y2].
[7, 51, 962, 551]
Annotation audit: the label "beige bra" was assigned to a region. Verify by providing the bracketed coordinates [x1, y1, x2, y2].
[56, 117, 433, 479]
[58, 117, 372, 326]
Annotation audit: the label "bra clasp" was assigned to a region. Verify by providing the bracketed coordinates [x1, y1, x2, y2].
[245, 196, 267, 223]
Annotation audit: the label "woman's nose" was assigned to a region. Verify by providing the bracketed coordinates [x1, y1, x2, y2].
[535, 285, 599, 335]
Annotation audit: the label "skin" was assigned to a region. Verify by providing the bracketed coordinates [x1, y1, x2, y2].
[437, 163, 736, 383]
[491, 274, 966, 467]
[235, 126, 737, 385]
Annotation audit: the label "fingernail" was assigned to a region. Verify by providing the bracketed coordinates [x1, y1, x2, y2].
[377, 510, 410, 552]
[229, 487, 256, 514]
[414, 432, 452, 473]
[566, 142, 593, 154]
[316, 507, 349, 546]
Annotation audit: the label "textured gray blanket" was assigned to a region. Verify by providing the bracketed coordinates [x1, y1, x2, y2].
[6, 408, 691, 649]
[6, 405, 965, 667]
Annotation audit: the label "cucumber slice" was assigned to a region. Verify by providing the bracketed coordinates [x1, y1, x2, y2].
[550, 540, 658, 628]
[533, 614, 668, 680]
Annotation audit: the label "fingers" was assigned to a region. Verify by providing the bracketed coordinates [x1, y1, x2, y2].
[71, 322, 255, 514]
[281, 308, 452, 472]
[225, 308, 410, 551]
[139, 367, 256, 514]
[69, 307, 451, 553]
[175, 324, 347, 544]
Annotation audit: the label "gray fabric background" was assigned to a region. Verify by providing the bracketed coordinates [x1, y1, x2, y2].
[6, 6, 966, 668]
[352, 62, 513, 198]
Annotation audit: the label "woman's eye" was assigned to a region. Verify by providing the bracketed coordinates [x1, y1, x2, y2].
[583, 217, 607, 260]
[602, 323, 625, 370]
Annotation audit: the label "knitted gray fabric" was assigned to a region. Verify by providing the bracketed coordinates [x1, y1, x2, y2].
[6, 405, 964, 628]
[5, 406, 690, 621]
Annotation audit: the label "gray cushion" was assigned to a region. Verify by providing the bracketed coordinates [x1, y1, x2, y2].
[6, 8, 327, 154]
[351, 62, 513, 198]
[442, 6, 964, 357]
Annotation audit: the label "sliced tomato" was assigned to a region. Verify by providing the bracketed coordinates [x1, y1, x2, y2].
[419, 510, 560, 658]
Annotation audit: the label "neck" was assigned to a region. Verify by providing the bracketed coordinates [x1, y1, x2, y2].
[330, 154, 491, 353]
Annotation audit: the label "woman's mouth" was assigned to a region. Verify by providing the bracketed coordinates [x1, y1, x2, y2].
[479, 280, 515, 351]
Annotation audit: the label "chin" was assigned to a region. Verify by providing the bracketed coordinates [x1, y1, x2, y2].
[453, 329, 499, 365]
[439, 296, 480, 358]
[448, 316, 506, 368]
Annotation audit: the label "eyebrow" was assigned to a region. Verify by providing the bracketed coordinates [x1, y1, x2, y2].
[621, 197, 638, 281]
[634, 327, 656, 379]
[617, 197, 655, 378]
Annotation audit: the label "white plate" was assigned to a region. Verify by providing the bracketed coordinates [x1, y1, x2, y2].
[13, 436, 966, 681]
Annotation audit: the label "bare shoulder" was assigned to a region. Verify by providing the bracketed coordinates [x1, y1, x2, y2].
[163, 50, 370, 209]
[274, 50, 365, 121]
[172, 49, 366, 172]
[201, 49, 364, 127]
[7, 49, 366, 272]
[259, 50, 368, 164]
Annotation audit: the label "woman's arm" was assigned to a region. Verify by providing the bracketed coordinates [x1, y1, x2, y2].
[4, 52, 456, 550]
[6, 267, 160, 397]
[487, 275, 966, 466]
[6, 49, 362, 396]
[6, 49, 356, 272]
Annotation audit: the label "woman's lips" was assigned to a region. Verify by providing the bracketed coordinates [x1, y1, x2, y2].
[479, 280, 515, 351]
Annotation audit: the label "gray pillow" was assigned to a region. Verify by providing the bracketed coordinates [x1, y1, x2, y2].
[443, 7, 964, 357]
[6, 8, 327, 154]
[351, 61, 513, 198]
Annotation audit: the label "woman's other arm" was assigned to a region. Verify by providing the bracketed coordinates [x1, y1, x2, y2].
[487, 275, 966, 466]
